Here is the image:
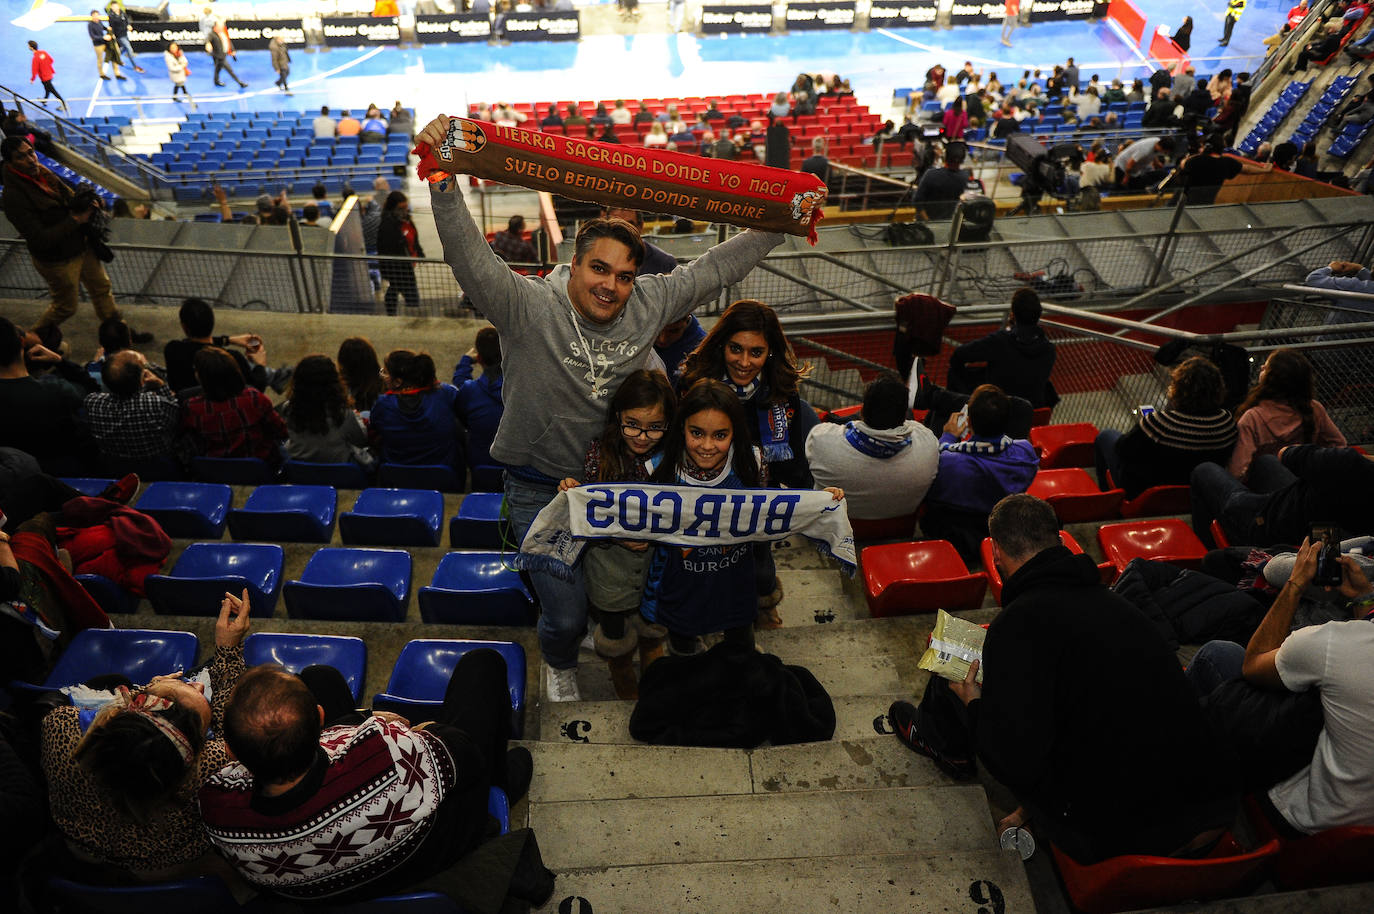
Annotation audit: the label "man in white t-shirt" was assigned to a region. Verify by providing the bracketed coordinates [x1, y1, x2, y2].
[805, 373, 939, 521]
[1240, 538, 1374, 834]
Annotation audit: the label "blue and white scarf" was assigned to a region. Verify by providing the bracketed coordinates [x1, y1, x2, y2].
[728, 378, 793, 462]
[519, 483, 855, 580]
[941, 434, 1016, 455]
[843, 421, 912, 459]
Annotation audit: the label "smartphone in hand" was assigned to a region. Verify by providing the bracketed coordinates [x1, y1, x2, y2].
[1312, 523, 1343, 587]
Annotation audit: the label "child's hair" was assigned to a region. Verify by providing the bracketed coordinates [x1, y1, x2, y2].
[653, 379, 760, 486]
[594, 370, 676, 482]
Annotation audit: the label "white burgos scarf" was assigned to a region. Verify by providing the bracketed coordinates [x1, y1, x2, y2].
[519, 483, 855, 580]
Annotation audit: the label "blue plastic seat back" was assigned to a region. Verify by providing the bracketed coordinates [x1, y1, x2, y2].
[191, 456, 277, 485]
[339, 488, 444, 547]
[145, 542, 284, 616]
[378, 463, 465, 493]
[49, 876, 240, 914]
[418, 552, 536, 625]
[228, 484, 337, 543]
[243, 632, 367, 701]
[59, 477, 116, 497]
[135, 482, 233, 538]
[282, 459, 372, 488]
[449, 493, 507, 548]
[283, 547, 412, 621]
[469, 465, 506, 492]
[377, 639, 526, 712]
[42, 628, 199, 690]
[75, 573, 138, 615]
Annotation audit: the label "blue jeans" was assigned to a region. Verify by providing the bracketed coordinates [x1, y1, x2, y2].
[1186, 640, 1244, 697]
[1190, 455, 1296, 546]
[504, 473, 587, 670]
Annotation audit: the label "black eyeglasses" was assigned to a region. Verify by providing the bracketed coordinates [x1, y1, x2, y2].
[621, 424, 666, 439]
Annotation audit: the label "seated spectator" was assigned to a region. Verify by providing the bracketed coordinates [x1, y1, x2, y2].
[1095, 355, 1236, 498]
[493, 102, 525, 126]
[947, 287, 1058, 408]
[388, 101, 413, 138]
[1114, 136, 1170, 189]
[180, 347, 288, 462]
[490, 214, 536, 263]
[919, 384, 1039, 560]
[661, 105, 687, 134]
[539, 103, 563, 129]
[310, 182, 334, 218]
[300, 204, 324, 228]
[85, 350, 179, 467]
[654, 315, 706, 386]
[1229, 349, 1345, 480]
[337, 336, 383, 414]
[279, 354, 373, 469]
[1080, 141, 1113, 187]
[41, 589, 250, 882]
[1292, 21, 1344, 70]
[1188, 538, 1374, 835]
[590, 103, 612, 126]
[806, 373, 939, 521]
[312, 105, 335, 139]
[610, 99, 633, 125]
[644, 122, 668, 147]
[1142, 88, 1178, 129]
[360, 110, 387, 143]
[87, 315, 164, 388]
[452, 327, 505, 472]
[891, 494, 1237, 863]
[1304, 259, 1374, 305]
[1192, 445, 1374, 547]
[335, 110, 362, 137]
[198, 654, 537, 903]
[564, 104, 587, 131]
[164, 298, 290, 394]
[370, 349, 464, 469]
[0, 316, 94, 473]
[633, 101, 655, 125]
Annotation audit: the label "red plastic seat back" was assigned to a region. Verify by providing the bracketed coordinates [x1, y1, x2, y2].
[1097, 519, 1207, 572]
[1209, 519, 1232, 549]
[1119, 483, 1192, 518]
[861, 540, 987, 616]
[1028, 468, 1124, 523]
[1244, 795, 1374, 889]
[980, 530, 1085, 604]
[1029, 422, 1099, 469]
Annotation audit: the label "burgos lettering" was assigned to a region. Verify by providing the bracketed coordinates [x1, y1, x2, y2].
[583, 487, 801, 538]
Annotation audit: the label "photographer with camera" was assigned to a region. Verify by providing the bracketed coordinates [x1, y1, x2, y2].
[1, 136, 145, 342]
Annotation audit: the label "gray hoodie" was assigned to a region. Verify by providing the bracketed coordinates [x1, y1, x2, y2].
[430, 184, 783, 479]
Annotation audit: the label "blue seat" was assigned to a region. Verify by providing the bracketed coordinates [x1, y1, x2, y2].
[145, 542, 285, 616]
[371, 639, 526, 737]
[448, 493, 506, 548]
[469, 464, 506, 492]
[378, 463, 465, 493]
[339, 488, 444, 547]
[282, 459, 372, 488]
[191, 456, 277, 485]
[135, 482, 232, 538]
[283, 547, 412, 622]
[76, 573, 139, 614]
[14, 627, 198, 692]
[419, 552, 536, 626]
[243, 632, 367, 701]
[60, 477, 116, 497]
[227, 484, 337, 543]
[49, 876, 241, 914]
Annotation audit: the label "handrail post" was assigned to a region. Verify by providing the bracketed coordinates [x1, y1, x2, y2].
[937, 206, 966, 302]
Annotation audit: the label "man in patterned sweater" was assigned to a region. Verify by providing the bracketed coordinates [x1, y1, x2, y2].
[199, 651, 531, 902]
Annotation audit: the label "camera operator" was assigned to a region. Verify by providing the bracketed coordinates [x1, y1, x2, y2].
[1, 136, 146, 342]
[914, 141, 970, 220]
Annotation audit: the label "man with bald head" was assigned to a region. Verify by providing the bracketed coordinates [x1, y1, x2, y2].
[84, 349, 179, 466]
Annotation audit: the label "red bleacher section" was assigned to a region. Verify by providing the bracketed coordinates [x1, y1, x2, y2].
[477, 94, 885, 171]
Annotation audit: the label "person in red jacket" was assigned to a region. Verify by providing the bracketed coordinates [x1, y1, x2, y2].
[28, 41, 68, 114]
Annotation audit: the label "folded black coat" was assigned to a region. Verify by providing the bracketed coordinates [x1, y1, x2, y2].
[629, 642, 836, 748]
[1111, 557, 1267, 652]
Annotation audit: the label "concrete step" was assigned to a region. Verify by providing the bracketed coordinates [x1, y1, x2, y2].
[535, 849, 1036, 914]
[529, 785, 997, 869]
[1131, 882, 1374, 913]
[525, 734, 952, 803]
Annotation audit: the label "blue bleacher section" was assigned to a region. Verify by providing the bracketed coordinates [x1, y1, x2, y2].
[1287, 75, 1360, 149]
[1238, 80, 1312, 157]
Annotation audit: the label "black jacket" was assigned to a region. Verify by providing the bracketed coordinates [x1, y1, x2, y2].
[1111, 557, 1266, 651]
[1241, 445, 1374, 546]
[947, 326, 1058, 407]
[971, 546, 1237, 863]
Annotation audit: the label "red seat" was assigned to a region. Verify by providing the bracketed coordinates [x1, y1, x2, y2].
[1245, 795, 1374, 889]
[849, 513, 919, 541]
[861, 540, 987, 617]
[1119, 483, 1192, 518]
[980, 530, 1089, 603]
[1029, 422, 1099, 469]
[1031, 406, 1053, 427]
[1097, 519, 1207, 572]
[1027, 468, 1125, 524]
[1050, 833, 1278, 914]
[824, 404, 929, 424]
[1210, 519, 1232, 549]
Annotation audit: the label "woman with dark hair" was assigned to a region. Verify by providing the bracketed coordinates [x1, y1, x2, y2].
[377, 191, 423, 315]
[942, 96, 968, 140]
[558, 370, 675, 697]
[279, 354, 374, 469]
[1174, 16, 1193, 52]
[369, 349, 464, 469]
[41, 589, 250, 881]
[1228, 349, 1346, 480]
[180, 347, 287, 462]
[678, 300, 818, 626]
[337, 336, 382, 414]
[1094, 355, 1238, 498]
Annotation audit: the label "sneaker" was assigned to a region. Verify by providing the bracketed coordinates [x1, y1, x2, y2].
[101, 75, 111, 80]
[504, 746, 533, 803]
[544, 664, 581, 702]
[115, 74, 127, 81]
[98, 473, 140, 505]
[888, 700, 976, 779]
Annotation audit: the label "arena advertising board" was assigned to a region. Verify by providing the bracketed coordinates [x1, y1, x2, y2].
[947, 0, 1006, 24]
[127, 20, 205, 54]
[222, 19, 308, 51]
[700, 2, 775, 33]
[501, 10, 580, 41]
[1026, 0, 1095, 22]
[415, 12, 493, 42]
[783, 1, 856, 30]
[866, 0, 938, 27]
[321, 16, 401, 46]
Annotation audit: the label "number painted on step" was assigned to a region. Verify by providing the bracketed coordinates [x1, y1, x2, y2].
[558, 896, 593, 914]
[560, 720, 591, 742]
[872, 713, 894, 735]
[969, 880, 1005, 914]
[814, 609, 836, 623]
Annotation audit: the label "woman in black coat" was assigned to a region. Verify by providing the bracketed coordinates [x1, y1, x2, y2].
[1174, 16, 1193, 52]
[377, 191, 424, 315]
